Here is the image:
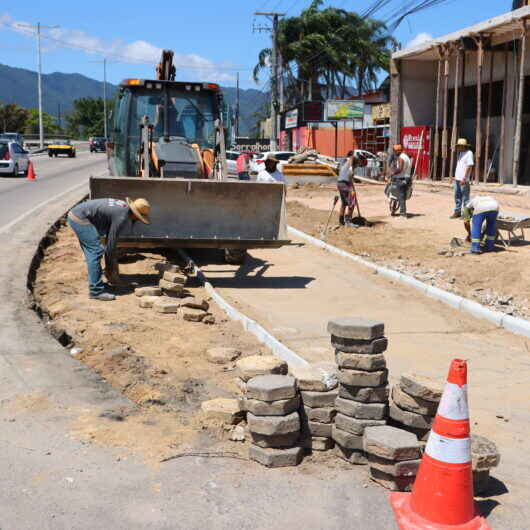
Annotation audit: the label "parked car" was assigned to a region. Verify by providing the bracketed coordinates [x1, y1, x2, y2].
[90, 137, 107, 153]
[48, 140, 76, 158]
[249, 151, 295, 175]
[0, 141, 30, 177]
[225, 150, 240, 175]
[0, 132, 24, 147]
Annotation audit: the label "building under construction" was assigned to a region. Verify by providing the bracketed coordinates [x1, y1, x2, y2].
[391, 5, 530, 185]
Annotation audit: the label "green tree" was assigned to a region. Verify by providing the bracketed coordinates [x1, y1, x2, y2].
[66, 97, 114, 138]
[0, 103, 29, 133]
[23, 109, 61, 135]
[253, 1, 396, 106]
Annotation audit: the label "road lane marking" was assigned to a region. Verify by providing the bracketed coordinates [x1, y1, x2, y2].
[0, 174, 104, 235]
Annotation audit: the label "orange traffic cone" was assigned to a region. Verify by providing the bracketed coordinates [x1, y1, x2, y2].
[27, 161, 36, 180]
[390, 359, 490, 529]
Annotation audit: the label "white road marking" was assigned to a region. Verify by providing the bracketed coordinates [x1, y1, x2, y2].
[0, 174, 104, 235]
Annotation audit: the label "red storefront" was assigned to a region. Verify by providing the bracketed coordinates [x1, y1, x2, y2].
[401, 126, 431, 180]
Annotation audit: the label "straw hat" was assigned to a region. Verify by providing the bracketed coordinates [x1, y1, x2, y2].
[456, 138, 471, 148]
[126, 197, 151, 224]
[265, 153, 280, 163]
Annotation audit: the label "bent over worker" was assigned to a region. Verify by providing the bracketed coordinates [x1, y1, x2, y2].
[463, 195, 499, 254]
[68, 197, 151, 301]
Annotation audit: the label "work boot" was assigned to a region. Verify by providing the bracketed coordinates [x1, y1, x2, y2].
[339, 215, 345, 226]
[450, 212, 461, 219]
[90, 292, 116, 301]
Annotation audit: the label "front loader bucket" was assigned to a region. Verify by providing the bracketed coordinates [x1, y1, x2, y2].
[89, 176, 290, 249]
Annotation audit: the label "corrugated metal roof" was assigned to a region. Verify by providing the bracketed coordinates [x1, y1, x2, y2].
[393, 6, 530, 61]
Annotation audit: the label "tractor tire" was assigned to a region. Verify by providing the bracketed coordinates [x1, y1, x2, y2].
[48, 151, 53, 157]
[224, 249, 247, 265]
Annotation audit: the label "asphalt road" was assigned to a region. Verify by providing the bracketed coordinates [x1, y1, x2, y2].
[0, 153, 398, 529]
[0, 143, 107, 230]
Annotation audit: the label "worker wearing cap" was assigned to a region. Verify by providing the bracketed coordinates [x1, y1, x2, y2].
[67, 198, 151, 301]
[463, 195, 499, 254]
[451, 138, 474, 218]
[337, 150, 357, 226]
[389, 144, 412, 217]
[257, 153, 286, 183]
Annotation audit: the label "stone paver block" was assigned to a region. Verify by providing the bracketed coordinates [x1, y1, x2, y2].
[331, 425, 364, 450]
[159, 279, 185, 294]
[400, 373, 443, 403]
[363, 425, 421, 461]
[335, 352, 386, 372]
[335, 397, 387, 420]
[369, 467, 415, 492]
[247, 411, 300, 436]
[473, 470, 491, 495]
[302, 436, 334, 451]
[180, 307, 206, 322]
[153, 299, 179, 314]
[201, 398, 243, 424]
[334, 445, 367, 465]
[300, 389, 338, 408]
[392, 385, 438, 416]
[162, 271, 187, 284]
[389, 401, 432, 430]
[327, 317, 384, 340]
[138, 295, 162, 308]
[471, 435, 500, 471]
[302, 406, 336, 424]
[367, 453, 421, 477]
[249, 445, 303, 468]
[305, 421, 332, 437]
[289, 362, 337, 391]
[240, 396, 299, 416]
[339, 384, 389, 404]
[203, 315, 215, 325]
[246, 375, 297, 401]
[335, 413, 385, 436]
[250, 431, 299, 448]
[155, 263, 179, 274]
[180, 296, 209, 311]
[338, 368, 388, 388]
[331, 335, 388, 354]
[206, 347, 241, 364]
[134, 286, 162, 297]
[236, 355, 288, 382]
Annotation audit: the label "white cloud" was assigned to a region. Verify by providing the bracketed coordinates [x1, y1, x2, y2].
[0, 12, 236, 83]
[407, 32, 433, 48]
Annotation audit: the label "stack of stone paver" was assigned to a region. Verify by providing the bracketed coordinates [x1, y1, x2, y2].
[471, 435, 500, 494]
[244, 374, 303, 468]
[328, 317, 389, 464]
[235, 355, 288, 394]
[389, 373, 442, 443]
[364, 425, 422, 491]
[290, 362, 338, 452]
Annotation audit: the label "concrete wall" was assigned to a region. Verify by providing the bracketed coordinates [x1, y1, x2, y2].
[401, 60, 437, 128]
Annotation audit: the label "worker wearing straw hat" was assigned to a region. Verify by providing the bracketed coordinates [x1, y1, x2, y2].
[451, 138, 474, 218]
[67, 197, 151, 301]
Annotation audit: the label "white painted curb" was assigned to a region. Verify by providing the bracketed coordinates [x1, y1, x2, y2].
[288, 225, 530, 339]
[178, 250, 309, 368]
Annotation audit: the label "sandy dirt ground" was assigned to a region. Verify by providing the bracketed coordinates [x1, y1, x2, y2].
[287, 181, 530, 317]
[32, 224, 273, 464]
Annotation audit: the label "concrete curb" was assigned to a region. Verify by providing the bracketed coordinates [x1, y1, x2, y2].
[177, 250, 309, 368]
[288, 225, 530, 339]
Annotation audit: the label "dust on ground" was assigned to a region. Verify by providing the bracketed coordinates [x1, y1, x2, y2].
[33, 225, 269, 464]
[288, 181, 530, 317]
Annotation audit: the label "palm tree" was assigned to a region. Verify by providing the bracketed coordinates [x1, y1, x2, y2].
[253, 2, 396, 108]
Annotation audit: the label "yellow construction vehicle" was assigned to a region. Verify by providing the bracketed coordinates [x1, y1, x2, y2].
[90, 50, 288, 263]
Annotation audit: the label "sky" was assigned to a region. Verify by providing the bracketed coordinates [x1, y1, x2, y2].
[0, 1, 517, 91]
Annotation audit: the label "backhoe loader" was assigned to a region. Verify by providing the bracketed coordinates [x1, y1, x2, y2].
[90, 50, 288, 264]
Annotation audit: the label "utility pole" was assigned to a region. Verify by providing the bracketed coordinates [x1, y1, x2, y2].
[91, 58, 109, 138]
[17, 22, 59, 149]
[57, 103, 61, 130]
[253, 11, 285, 150]
[235, 72, 240, 139]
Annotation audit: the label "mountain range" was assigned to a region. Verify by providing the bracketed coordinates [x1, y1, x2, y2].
[0, 63, 267, 135]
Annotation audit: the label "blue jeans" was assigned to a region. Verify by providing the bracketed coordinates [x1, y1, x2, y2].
[471, 211, 498, 253]
[454, 181, 470, 214]
[238, 171, 250, 181]
[68, 218, 105, 296]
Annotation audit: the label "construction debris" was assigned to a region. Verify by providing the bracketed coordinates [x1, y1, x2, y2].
[235, 355, 288, 382]
[206, 347, 241, 365]
[283, 147, 339, 177]
[201, 398, 244, 425]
